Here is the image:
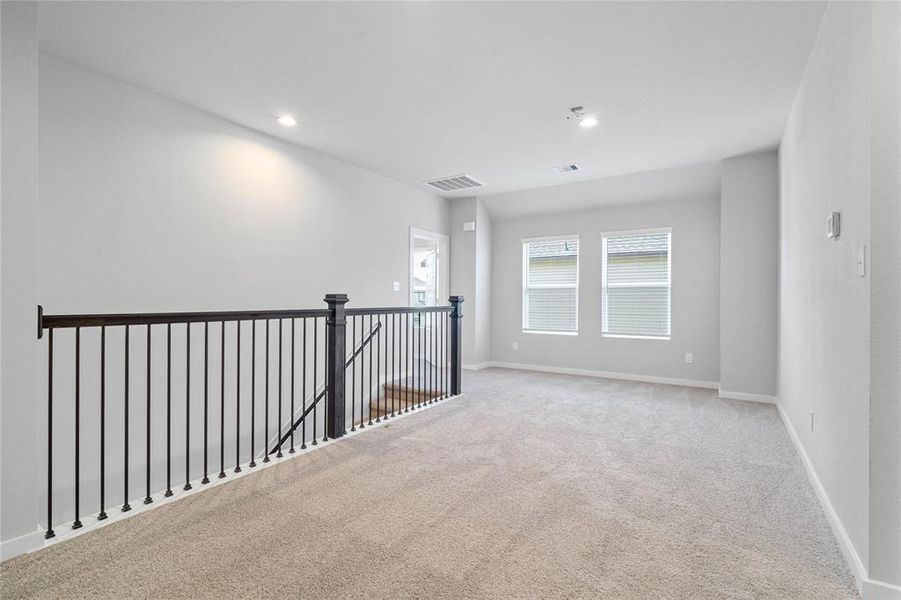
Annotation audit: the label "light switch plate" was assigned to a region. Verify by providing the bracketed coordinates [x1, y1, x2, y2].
[857, 245, 866, 278]
[826, 211, 841, 239]
[684, 353, 693, 364]
[393, 281, 400, 291]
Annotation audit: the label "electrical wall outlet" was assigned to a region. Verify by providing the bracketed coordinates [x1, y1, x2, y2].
[393, 281, 400, 292]
[684, 353, 693, 364]
[512, 342, 519, 351]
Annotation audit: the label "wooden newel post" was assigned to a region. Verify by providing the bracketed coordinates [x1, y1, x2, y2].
[449, 296, 463, 396]
[325, 293, 349, 440]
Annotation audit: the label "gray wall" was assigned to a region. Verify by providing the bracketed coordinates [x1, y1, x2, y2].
[490, 196, 720, 385]
[449, 197, 492, 366]
[0, 55, 449, 554]
[719, 152, 778, 397]
[474, 200, 492, 365]
[779, 1, 900, 588]
[0, 1, 41, 556]
[868, 0, 900, 587]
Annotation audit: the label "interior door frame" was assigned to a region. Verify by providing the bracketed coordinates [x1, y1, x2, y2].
[409, 227, 449, 308]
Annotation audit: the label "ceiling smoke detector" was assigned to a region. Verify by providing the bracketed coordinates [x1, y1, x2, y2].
[567, 106, 598, 128]
[553, 164, 581, 174]
[423, 174, 484, 192]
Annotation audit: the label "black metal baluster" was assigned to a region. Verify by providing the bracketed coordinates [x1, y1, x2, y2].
[202, 322, 210, 483]
[46, 329, 55, 538]
[185, 324, 192, 490]
[235, 321, 242, 473]
[391, 314, 396, 417]
[144, 325, 152, 505]
[383, 315, 389, 418]
[263, 320, 270, 463]
[219, 320, 226, 478]
[420, 315, 425, 407]
[290, 318, 295, 453]
[376, 316, 382, 423]
[73, 327, 83, 529]
[322, 316, 329, 444]
[312, 317, 318, 445]
[359, 316, 365, 428]
[368, 314, 374, 426]
[429, 312, 438, 402]
[250, 321, 257, 467]
[301, 318, 307, 449]
[405, 313, 410, 413]
[99, 326, 108, 519]
[351, 316, 356, 432]
[123, 325, 132, 511]
[165, 324, 172, 496]
[442, 310, 446, 398]
[276, 319, 283, 458]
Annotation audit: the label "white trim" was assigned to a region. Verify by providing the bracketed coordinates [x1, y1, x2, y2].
[601, 228, 672, 338]
[717, 389, 777, 404]
[6, 393, 465, 563]
[776, 401, 868, 597]
[486, 361, 718, 389]
[409, 227, 449, 307]
[462, 362, 492, 371]
[598, 226, 673, 238]
[602, 333, 671, 341]
[522, 235, 580, 334]
[864, 579, 901, 600]
[521, 233, 580, 243]
[0, 528, 44, 562]
[523, 330, 578, 336]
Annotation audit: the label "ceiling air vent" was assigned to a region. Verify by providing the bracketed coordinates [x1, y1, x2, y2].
[553, 164, 581, 174]
[423, 174, 484, 192]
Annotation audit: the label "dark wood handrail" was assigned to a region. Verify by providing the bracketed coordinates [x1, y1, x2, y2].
[37, 304, 451, 336]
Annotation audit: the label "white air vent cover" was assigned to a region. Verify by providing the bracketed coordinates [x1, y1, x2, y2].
[423, 174, 484, 192]
[553, 164, 581, 174]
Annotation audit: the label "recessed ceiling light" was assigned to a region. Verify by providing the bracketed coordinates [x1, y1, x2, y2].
[276, 114, 297, 127]
[568, 106, 598, 128]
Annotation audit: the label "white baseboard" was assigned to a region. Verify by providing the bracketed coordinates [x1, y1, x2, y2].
[486, 361, 718, 390]
[776, 401, 873, 598]
[462, 362, 492, 371]
[865, 579, 901, 600]
[0, 393, 466, 564]
[717, 388, 777, 404]
[0, 528, 43, 562]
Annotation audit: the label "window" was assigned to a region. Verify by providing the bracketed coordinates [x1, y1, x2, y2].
[602, 229, 671, 339]
[522, 236, 579, 333]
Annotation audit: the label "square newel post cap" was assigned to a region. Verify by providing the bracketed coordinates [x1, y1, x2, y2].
[323, 293, 350, 305]
[449, 295, 464, 303]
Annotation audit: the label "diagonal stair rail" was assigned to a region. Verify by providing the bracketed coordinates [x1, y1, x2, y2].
[35, 294, 463, 540]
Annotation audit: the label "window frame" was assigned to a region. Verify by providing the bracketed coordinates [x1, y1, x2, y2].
[521, 234, 580, 335]
[601, 227, 672, 340]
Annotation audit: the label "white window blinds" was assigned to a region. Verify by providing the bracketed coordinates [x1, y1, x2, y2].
[522, 237, 579, 333]
[602, 229, 671, 338]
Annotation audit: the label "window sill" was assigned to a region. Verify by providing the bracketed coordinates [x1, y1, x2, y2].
[602, 334, 671, 341]
[523, 330, 579, 336]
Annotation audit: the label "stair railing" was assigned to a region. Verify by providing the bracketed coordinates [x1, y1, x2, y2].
[36, 295, 463, 540]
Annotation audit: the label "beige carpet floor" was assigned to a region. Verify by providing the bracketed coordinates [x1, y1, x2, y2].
[1, 368, 858, 599]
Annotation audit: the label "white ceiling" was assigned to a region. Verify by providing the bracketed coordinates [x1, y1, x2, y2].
[483, 161, 722, 221]
[38, 1, 825, 199]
